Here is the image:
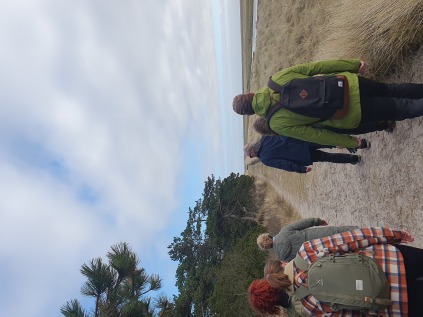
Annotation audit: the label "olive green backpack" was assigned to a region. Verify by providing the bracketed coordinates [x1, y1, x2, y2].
[293, 253, 393, 313]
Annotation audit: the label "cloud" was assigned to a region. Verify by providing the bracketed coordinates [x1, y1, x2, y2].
[0, 160, 107, 315]
[1, 0, 220, 222]
[0, 0, 244, 316]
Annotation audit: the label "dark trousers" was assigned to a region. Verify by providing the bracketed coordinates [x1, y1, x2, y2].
[395, 244, 423, 317]
[359, 77, 423, 122]
[326, 121, 389, 135]
[309, 149, 359, 164]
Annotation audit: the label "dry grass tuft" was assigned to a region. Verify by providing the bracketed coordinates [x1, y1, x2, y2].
[316, 0, 423, 77]
[253, 178, 301, 236]
[248, 0, 423, 90]
[252, 177, 301, 276]
[250, 0, 331, 90]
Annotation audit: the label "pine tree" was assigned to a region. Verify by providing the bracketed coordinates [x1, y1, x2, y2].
[61, 242, 171, 317]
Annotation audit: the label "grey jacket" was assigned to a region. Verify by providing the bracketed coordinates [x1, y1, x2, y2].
[273, 218, 357, 261]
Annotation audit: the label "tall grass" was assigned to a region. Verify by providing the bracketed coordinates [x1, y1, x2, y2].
[316, 0, 423, 77]
[249, 0, 423, 89]
[253, 178, 301, 242]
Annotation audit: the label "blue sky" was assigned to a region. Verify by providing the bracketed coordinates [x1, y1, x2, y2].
[0, 0, 244, 316]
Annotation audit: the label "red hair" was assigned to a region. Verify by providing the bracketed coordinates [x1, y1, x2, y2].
[248, 279, 283, 315]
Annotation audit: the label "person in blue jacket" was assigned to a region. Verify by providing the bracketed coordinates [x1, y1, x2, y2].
[245, 134, 361, 173]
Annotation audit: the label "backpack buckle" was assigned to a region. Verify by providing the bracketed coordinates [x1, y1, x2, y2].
[331, 303, 340, 311]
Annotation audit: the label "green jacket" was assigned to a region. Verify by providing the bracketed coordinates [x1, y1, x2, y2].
[252, 59, 362, 148]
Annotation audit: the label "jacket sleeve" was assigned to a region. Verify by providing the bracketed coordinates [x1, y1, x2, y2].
[275, 239, 292, 262]
[272, 124, 358, 148]
[334, 225, 358, 233]
[299, 227, 405, 263]
[262, 158, 308, 173]
[272, 59, 362, 81]
[282, 218, 321, 234]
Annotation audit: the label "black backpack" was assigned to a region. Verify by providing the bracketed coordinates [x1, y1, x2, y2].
[265, 75, 349, 125]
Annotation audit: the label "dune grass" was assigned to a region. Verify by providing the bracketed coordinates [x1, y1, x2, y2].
[316, 0, 423, 77]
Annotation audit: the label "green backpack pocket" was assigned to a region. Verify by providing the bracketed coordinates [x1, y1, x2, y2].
[294, 253, 393, 312]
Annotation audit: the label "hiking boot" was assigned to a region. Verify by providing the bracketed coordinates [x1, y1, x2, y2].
[350, 155, 361, 165]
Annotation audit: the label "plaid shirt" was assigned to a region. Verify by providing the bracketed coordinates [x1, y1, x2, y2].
[293, 227, 408, 317]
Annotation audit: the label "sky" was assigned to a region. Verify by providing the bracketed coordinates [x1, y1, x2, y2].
[0, 0, 245, 316]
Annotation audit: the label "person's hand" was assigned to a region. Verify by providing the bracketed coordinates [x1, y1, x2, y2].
[359, 61, 366, 75]
[320, 220, 328, 226]
[306, 166, 312, 173]
[402, 231, 414, 243]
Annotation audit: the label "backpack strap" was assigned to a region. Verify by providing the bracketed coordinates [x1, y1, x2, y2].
[364, 297, 393, 306]
[267, 76, 284, 92]
[265, 77, 285, 125]
[265, 103, 283, 125]
[294, 253, 309, 272]
[292, 254, 312, 300]
[285, 261, 313, 317]
[294, 286, 312, 300]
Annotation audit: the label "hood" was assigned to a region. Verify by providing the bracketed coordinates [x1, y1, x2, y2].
[275, 240, 292, 261]
[252, 88, 276, 117]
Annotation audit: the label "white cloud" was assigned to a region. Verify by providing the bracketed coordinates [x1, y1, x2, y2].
[0, 161, 110, 317]
[0, 0, 243, 316]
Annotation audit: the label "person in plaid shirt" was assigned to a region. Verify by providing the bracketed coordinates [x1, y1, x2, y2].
[248, 227, 423, 317]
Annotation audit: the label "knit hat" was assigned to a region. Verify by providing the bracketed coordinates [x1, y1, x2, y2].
[232, 93, 255, 115]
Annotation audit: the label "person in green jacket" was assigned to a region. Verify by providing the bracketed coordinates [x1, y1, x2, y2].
[233, 59, 423, 148]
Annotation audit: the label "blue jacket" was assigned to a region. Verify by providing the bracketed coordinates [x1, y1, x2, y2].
[257, 135, 327, 173]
